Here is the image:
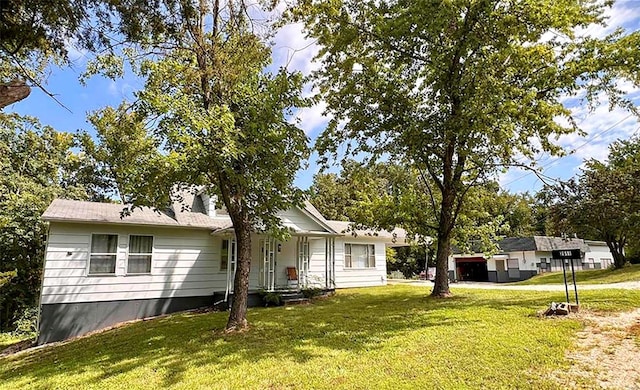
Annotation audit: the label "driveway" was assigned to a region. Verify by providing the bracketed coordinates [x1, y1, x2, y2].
[388, 279, 640, 291]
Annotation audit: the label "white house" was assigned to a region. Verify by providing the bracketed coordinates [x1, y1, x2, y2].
[37, 192, 406, 344]
[448, 236, 615, 283]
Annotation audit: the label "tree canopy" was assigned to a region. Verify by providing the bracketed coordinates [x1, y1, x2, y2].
[293, 0, 640, 296]
[543, 136, 640, 268]
[0, 113, 97, 330]
[85, 0, 309, 330]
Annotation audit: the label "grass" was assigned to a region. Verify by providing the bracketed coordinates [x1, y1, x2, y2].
[2, 285, 640, 389]
[514, 264, 640, 285]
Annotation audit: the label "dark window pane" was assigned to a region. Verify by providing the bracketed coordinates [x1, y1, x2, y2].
[129, 235, 153, 254]
[128, 254, 151, 274]
[91, 234, 118, 253]
[89, 255, 116, 274]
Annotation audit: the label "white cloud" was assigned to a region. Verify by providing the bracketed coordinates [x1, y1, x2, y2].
[272, 22, 320, 74]
[65, 40, 89, 65]
[557, 94, 640, 162]
[576, 1, 640, 39]
[292, 100, 330, 136]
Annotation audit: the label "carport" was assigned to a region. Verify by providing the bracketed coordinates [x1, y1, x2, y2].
[455, 257, 489, 282]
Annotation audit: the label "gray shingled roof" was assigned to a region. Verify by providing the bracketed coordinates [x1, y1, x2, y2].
[42, 199, 229, 230]
[498, 236, 589, 253]
[497, 237, 537, 252]
[326, 220, 407, 242]
[453, 235, 601, 255]
[44, 196, 409, 241]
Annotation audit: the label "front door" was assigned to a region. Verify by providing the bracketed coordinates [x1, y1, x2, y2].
[260, 238, 277, 290]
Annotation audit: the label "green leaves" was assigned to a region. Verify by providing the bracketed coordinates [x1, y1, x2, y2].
[82, 104, 167, 205]
[294, 0, 640, 292]
[0, 113, 97, 330]
[544, 135, 640, 268]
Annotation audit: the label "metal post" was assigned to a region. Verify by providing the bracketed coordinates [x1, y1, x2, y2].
[569, 257, 579, 306]
[561, 258, 570, 303]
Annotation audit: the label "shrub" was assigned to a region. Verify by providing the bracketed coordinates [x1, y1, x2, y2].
[13, 306, 38, 336]
[258, 290, 283, 307]
[301, 287, 323, 299]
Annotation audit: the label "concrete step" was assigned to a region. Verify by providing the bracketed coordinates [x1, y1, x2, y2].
[280, 292, 304, 300]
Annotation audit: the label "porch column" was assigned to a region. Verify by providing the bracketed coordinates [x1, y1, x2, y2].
[331, 237, 336, 288]
[296, 236, 301, 288]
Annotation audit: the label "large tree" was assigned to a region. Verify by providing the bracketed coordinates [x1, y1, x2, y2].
[0, 0, 197, 107]
[87, 1, 309, 330]
[78, 105, 166, 204]
[543, 136, 640, 268]
[0, 0, 103, 107]
[0, 113, 95, 330]
[293, 0, 640, 296]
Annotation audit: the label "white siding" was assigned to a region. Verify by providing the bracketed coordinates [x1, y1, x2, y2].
[42, 223, 226, 304]
[585, 244, 614, 268]
[307, 238, 329, 287]
[44, 216, 394, 305]
[279, 208, 326, 232]
[333, 237, 387, 288]
[504, 251, 538, 272]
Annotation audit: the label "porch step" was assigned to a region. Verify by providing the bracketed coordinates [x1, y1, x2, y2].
[279, 292, 309, 306]
[280, 292, 304, 300]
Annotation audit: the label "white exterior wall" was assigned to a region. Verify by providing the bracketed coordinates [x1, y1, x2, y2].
[44, 216, 394, 305]
[306, 238, 330, 287]
[585, 244, 614, 268]
[504, 251, 538, 272]
[448, 256, 456, 275]
[279, 208, 326, 232]
[333, 237, 387, 288]
[42, 222, 226, 304]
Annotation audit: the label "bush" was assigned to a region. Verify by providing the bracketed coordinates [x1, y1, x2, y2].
[258, 290, 283, 307]
[301, 287, 323, 299]
[12, 307, 38, 336]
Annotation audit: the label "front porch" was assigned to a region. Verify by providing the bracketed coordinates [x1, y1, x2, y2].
[219, 233, 338, 297]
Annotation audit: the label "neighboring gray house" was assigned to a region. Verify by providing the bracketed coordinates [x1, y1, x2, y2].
[38, 193, 406, 344]
[449, 236, 614, 283]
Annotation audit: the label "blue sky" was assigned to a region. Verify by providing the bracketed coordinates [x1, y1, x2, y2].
[6, 1, 640, 195]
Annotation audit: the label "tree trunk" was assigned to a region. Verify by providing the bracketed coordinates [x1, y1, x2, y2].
[226, 210, 252, 331]
[606, 239, 626, 269]
[432, 186, 455, 297]
[0, 79, 30, 108]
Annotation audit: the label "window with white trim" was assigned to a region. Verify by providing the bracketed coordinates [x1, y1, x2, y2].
[89, 234, 118, 275]
[220, 239, 238, 272]
[344, 243, 376, 268]
[127, 235, 153, 274]
[220, 239, 229, 271]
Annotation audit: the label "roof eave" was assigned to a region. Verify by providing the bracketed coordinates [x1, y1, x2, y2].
[44, 217, 215, 231]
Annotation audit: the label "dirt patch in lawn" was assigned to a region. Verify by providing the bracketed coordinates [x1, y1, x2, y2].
[0, 339, 36, 357]
[553, 308, 640, 389]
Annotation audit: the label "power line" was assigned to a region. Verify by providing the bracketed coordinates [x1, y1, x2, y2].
[502, 113, 635, 187]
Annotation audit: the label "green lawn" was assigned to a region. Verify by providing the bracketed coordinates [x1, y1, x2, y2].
[514, 264, 640, 285]
[1, 285, 640, 389]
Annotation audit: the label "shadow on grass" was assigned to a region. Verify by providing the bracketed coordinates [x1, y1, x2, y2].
[1, 285, 634, 387]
